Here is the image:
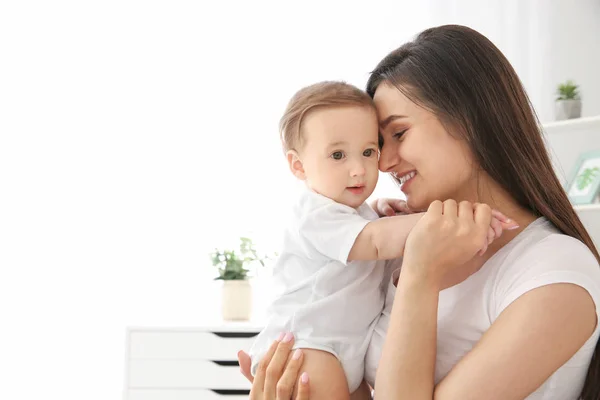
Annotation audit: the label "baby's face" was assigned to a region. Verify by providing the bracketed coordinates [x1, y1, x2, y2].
[298, 105, 379, 208]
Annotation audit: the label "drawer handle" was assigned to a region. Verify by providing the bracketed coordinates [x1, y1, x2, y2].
[211, 389, 251, 395]
[212, 360, 239, 367]
[212, 331, 260, 339]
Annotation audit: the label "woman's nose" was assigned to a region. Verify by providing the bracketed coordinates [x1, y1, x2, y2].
[379, 143, 399, 172]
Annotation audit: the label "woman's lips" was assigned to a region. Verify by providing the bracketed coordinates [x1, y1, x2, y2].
[400, 174, 416, 192]
[393, 170, 417, 192]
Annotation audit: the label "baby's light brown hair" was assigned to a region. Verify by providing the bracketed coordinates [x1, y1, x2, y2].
[279, 81, 376, 152]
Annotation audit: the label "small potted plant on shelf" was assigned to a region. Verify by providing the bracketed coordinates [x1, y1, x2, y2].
[555, 80, 582, 120]
[210, 237, 272, 321]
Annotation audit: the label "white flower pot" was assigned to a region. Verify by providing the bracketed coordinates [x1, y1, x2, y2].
[555, 99, 582, 120]
[221, 280, 252, 321]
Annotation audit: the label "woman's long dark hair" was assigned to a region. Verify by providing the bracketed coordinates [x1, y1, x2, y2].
[367, 25, 600, 399]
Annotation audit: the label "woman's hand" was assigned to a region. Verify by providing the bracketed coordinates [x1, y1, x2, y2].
[372, 198, 517, 256]
[402, 200, 496, 287]
[238, 333, 310, 400]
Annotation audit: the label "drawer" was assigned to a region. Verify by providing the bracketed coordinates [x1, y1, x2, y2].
[127, 389, 249, 400]
[129, 359, 252, 390]
[129, 331, 258, 360]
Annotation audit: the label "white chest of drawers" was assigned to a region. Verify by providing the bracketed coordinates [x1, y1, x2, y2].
[125, 324, 262, 400]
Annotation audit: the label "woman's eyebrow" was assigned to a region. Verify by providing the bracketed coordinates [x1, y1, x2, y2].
[379, 114, 408, 129]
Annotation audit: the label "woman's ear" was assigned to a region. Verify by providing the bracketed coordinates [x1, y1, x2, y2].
[286, 150, 306, 180]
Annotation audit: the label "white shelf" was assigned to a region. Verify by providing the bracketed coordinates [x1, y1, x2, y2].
[575, 204, 600, 212]
[128, 321, 264, 332]
[542, 115, 600, 134]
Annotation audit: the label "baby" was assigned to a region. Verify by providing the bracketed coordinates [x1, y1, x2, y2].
[249, 81, 424, 398]
[248, 81, 508, 398]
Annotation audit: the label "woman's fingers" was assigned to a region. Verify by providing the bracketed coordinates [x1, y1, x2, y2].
[479, 227, 493, 256]
[474, 203, 492, 256]
[276, 349, 304, 400]
[457, 200, 472, 219]
[296, 372, 310, 400]
[404, 199, 512, 286]
[238, 350, 254, 383]
[248, 333, 308, 400]
[264, 333, 296, 396]
[428, 199, 443, 215]
[443, 199, 459, 218]
[252, 335, 283, 394]
[472, 203, 521, 256]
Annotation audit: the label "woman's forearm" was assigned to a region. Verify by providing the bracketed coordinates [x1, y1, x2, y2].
[374, 268, 439, 399]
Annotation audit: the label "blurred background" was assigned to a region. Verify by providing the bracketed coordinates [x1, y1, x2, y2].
[1, 0, 599, 398]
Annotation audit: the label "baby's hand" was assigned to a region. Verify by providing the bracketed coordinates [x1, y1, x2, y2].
[371, 198, 413, 217]
[481, 208, 519, 255]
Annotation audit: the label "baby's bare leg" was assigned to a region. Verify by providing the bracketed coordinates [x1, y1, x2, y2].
[350, 381, 373, 400]
[291, 348, 350, 400]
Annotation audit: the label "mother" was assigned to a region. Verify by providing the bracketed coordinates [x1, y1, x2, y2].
[240, 25, 600, 399]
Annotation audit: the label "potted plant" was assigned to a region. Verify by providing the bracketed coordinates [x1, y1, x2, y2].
[555, 80, 582, 120]
[210, 237, 272, 321]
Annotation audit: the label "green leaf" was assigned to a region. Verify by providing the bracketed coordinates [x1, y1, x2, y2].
[208, 236, 278, 280]
[556, 80, 580, 100]
[576, 167, 600, 190]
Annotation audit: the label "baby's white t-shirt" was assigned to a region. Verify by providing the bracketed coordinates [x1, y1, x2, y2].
[250, 188, 386, 392]
[366, 217, 600, 398]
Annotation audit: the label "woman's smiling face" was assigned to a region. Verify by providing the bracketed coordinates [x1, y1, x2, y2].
[373, 82, 478, 211]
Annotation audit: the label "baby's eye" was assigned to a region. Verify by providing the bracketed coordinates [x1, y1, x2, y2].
[331, 151, 345, 160]
[363, 149, 376, 157]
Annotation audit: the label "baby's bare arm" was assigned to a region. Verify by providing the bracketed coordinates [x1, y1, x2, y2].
[348, 213, 424, 261]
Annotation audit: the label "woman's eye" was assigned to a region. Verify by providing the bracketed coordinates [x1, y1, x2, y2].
[331, 151, 345, 160]
[363, 149, 376, 157]
[393, 129, 408, 141]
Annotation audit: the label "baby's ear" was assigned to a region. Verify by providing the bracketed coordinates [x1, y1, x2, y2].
[286, 150, 305, 180]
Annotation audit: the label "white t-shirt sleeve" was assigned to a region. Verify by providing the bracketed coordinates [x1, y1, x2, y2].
[298, 197, 372, 265]
[493, 234, 600, 326]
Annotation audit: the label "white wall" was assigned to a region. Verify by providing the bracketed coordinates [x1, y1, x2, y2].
[428, 0, 600, 123]
[536, 0, 600, 122]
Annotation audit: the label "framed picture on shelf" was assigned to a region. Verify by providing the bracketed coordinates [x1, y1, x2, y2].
[566, 150, 600, 205]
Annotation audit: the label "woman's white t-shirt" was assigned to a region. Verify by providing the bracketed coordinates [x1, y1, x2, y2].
[365, 218, 600, 399]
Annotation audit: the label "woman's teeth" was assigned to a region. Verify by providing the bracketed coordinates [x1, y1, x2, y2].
[397, 171, 416, 184]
